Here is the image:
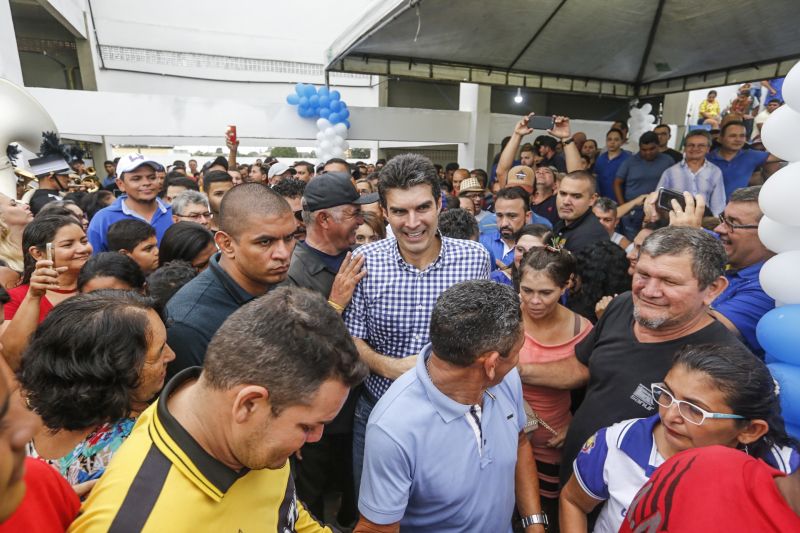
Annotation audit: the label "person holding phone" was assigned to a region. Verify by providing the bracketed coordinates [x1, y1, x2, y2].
[0, 215, 92, 370]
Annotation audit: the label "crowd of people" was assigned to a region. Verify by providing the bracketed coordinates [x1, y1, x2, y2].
[1, 82, 799, 532]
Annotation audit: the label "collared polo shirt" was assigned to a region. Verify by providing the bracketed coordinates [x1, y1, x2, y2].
[343, 235, 490, 400]
[707, 148, 769, 200]
[616, 152, 675, 201]
[165, 253, 258, 381]
[594, 150, 631, 199]
[68, 368, 330, 533]
[359, 346, 525, 532]
[552, 210, 609, 253]
[286, 241, 346, 298]
[712, 261, 774, 356]
[480, 231, 514, 271]
[86, 195, 173, 253]
[656, 160, 727, 215]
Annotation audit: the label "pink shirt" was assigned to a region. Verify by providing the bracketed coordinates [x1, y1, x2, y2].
[519, 317, 592, 465]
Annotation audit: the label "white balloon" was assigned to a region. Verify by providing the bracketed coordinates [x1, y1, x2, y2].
[761, 105, 800, 162]
[758, 162, 800, 226]
[758, 216, 800, 253]
[333, 135, 344, 147]
[324, 127, 335, 138]
[342, 141, 350, 151]
[783, 61, 800, 112]
[760, 251, 800, 303]
[333, 123, 348, 138]
[641, 103, 652, 114]
[319, 140, 331, 152]
[329, 147, 344, 158]
[315, 131, 325, 142]
[316, 118, 331, 131]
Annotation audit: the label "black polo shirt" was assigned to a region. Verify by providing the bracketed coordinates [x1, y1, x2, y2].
[552, 209, 609, 253]
[164, 253, 256, 381]
[286, 241, 347, 298]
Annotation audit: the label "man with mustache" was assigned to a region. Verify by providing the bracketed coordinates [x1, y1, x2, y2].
[518, 227, 746, 485]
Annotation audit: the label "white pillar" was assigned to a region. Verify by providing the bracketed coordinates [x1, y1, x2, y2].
[458, 83, 491, 170]
[0, 0, 23, 85]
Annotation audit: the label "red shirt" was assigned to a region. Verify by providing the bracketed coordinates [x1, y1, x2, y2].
[620, 445, 800, 532]
[0, 458, 79, 532]
[3, 285, 54, 323]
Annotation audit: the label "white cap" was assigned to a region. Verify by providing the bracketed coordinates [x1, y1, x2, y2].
[116, 154, 162, 178]
[267, 162, 294, 179]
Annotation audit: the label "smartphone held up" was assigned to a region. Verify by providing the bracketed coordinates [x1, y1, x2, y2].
[527, 115, 554, 131]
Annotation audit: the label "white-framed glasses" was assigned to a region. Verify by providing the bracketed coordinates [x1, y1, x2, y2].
[650, 383, 745, 426]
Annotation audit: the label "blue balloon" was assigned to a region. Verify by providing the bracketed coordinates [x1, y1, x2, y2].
[343, 119, 351, 129]
[318, 86, 330, 97]
[757, 305, 800, 365]
[340, 108, 350, 119]
[304, 84, 317, 97]
[309, 95, 320, 107]
[318, 95, 331, 108]
[286, 94, 300, 105]
[330, 100, 342, 112]
[330, 90, 341, 101]
[296, 107, 306, 118]
[340, 101, 348, 109]
[329, 112, 341, 124]
[295, 83, 305, 96]
[299, 96, 309, 107]
[319, 107, 331, 119]
[768, 363, 800, 426]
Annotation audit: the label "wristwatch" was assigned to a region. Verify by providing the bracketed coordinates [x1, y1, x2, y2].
[520, 513, 549, 528]
[562, 137, 574, 145]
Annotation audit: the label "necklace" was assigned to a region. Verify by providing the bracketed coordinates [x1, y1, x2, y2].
[48, 287, 78, 294]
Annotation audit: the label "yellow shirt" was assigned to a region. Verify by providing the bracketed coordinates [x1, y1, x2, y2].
[69, 368, 330, 533]
[699, 99, 721, 119]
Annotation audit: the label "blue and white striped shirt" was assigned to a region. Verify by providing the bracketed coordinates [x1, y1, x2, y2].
[656, 160, 726, 216]
[344, 235, 490, 399]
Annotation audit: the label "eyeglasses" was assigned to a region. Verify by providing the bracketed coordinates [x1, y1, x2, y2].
[650, 383, 745, 426]
[180, 212, 213, 221]
[717, 214, 758, 232]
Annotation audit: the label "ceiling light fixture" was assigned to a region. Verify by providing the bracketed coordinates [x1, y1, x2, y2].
[514, 88, 524, 104]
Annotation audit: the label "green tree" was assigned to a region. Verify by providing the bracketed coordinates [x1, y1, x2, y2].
[349, 148, 371, 159]
[270, 146, 299, 158]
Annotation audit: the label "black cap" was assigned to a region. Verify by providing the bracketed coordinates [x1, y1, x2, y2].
[302, 172, 378, 211]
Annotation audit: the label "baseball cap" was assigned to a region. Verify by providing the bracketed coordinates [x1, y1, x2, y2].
[506, 165, 534, 192]
[116, 154, 161, 178]
[29, 155, 71, 179]
[457, 177, 484, 195]
[303, 172, 378, 211]
[267, 162, 296, 179]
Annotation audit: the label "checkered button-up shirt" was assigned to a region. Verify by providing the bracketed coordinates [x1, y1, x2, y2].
[344, 235, 490, 399]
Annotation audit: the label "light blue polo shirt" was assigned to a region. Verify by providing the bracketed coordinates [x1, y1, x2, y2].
[359, 344, 525, 532]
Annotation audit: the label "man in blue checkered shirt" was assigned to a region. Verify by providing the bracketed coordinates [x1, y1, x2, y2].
[343, 154, 491, 493]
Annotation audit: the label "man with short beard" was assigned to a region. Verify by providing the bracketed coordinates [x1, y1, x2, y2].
[517, 226, 747, 485]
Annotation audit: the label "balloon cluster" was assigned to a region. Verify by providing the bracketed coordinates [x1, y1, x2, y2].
[755, 60, 800, 439]
[286, 84, 352, 162]
[627, 103, 656, 147]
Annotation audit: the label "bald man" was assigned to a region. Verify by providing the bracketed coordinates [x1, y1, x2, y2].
[164, 183, 297, 380]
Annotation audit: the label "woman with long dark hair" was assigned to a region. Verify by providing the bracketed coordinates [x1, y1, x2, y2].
[516, 246, 594, 527]
[0, 215, 92, 370]
[560, 343, 798, 532]
[157, 221, 216, 272]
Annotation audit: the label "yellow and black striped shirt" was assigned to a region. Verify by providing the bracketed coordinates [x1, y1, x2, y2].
[69, 368, 330, 532]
